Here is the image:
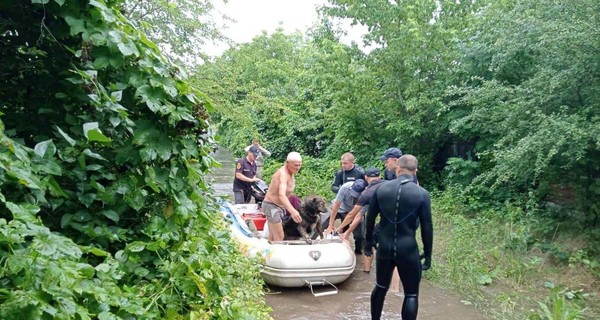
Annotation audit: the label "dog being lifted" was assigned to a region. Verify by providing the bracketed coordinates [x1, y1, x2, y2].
[283, 195, 327, 243]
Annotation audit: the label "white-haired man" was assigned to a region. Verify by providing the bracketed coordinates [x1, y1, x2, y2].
[262, 152, 303, 241]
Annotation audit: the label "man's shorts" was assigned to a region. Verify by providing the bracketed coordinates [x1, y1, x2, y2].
[262, 201, 286, 223]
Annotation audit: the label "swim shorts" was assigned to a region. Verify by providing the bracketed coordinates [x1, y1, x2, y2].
[262, 201, 286, 223]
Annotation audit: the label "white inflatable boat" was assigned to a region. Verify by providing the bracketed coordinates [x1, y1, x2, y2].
[220, 203, 356, 295]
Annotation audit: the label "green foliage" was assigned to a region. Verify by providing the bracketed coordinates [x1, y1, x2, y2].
[192, 0, 600, 318]
[430, 188, 599, 319]
[444, 157, 479, 187]
[447, 0, 600, 222]
[0, 0, 270, 319]
[530, 287, 588, 320]
[121, 0, 227, 66]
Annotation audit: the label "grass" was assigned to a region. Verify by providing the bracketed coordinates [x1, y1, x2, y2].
[426, 189, 599, 319]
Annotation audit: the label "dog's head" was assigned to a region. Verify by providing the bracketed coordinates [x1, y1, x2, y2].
[302, 195, 328, 216]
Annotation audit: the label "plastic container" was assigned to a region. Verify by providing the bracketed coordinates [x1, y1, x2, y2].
[242, 212, 267, 231]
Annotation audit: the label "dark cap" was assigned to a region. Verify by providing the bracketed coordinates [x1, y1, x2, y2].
[379, 147, 403, 160]
[365, 167, 380, 177]
[349, 179, 367, 198]
[248, 146, 260, 156]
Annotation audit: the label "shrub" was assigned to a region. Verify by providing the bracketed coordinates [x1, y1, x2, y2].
[0, 1, 271, 318]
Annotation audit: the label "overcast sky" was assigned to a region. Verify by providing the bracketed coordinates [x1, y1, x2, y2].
[206, 0, 368, 56]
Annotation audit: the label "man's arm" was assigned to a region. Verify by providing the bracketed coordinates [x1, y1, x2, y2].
[331, 170, 342, 194]
[235, 172, 257, 182]
[365, 191, 380, 243]
[419, 191, 433, 258]
[326, 199, 341, 232]
[356, 166, 366, 178]
[336, 204, 362, 233]
[258, 145, 271, 157]
[341, 209, 365, 239]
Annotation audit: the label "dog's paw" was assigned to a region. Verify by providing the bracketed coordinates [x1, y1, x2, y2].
[304, 237, 313, 244]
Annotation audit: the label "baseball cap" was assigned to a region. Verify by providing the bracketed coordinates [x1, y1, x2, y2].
[379, 147, 403, 160]
[248, 146, 260, 156]
[365, 167, 380, 177]
[349, 179, 367, 198]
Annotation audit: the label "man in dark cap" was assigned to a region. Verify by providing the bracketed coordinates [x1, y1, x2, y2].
[324, 179, 367, 254]
[379, 147, 403, 180]
[245, 138, 271, 179]
[334, 167, 387, 267]
[232, 146, 260, 204]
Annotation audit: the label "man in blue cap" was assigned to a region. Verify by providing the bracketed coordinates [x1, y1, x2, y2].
[324, 179, 368, 254]
[334, 167, 388, 269]
[379, 147, 403, 180]
[232, 146, 260, 204]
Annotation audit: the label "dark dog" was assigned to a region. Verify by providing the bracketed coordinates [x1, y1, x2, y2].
[283, 195, 327, 243]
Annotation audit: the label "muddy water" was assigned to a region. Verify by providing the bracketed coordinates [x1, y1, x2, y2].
[209, 148, 486, 320]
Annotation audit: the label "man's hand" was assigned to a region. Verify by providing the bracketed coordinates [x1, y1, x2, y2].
[420, 254, 431, 271]
[364, 240, 376, 255]
[340, 233, 349, 243]
[340, 230, 350, 241]
[290, 209, 302, 223]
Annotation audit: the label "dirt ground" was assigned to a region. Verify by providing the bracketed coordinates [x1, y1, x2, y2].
[265, 254, 487, 320]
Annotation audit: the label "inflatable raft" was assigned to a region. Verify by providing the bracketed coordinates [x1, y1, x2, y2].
[221, 203, 356, 295]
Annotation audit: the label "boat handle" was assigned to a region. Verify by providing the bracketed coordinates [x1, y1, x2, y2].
[305, 279, 339, 297]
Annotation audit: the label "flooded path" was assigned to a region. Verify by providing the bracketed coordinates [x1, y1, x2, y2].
[208, 147, 486, 319]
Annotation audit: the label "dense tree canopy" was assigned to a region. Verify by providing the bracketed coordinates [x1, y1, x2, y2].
[198, 0, 599, 232]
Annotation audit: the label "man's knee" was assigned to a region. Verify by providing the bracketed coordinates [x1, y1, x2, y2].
[269, 222, 284, 241]
[374, 281, 389, 290]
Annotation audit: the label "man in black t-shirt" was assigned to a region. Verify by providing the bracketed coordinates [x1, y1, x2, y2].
[331, 152, 366, 194]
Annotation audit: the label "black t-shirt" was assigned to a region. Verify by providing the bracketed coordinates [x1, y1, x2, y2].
[384, 169, 396, 181]
[331, 165, 366, 194]
[385, 169, 419, 185]
[233, 157, 257, 191]
[356, 179, 385, 207]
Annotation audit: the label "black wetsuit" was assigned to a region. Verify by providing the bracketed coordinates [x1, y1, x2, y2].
[365, 174, 433, 320]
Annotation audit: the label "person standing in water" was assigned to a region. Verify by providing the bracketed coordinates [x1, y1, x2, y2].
[261, 152, 303, 242]
[365, 155, 433, 320]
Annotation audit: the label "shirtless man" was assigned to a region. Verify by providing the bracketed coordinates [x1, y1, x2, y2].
[262, 152, 303, 241]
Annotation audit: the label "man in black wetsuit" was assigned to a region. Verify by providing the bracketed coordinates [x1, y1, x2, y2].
[365, 155, 433, 320]
[331, 152, 366, 194]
